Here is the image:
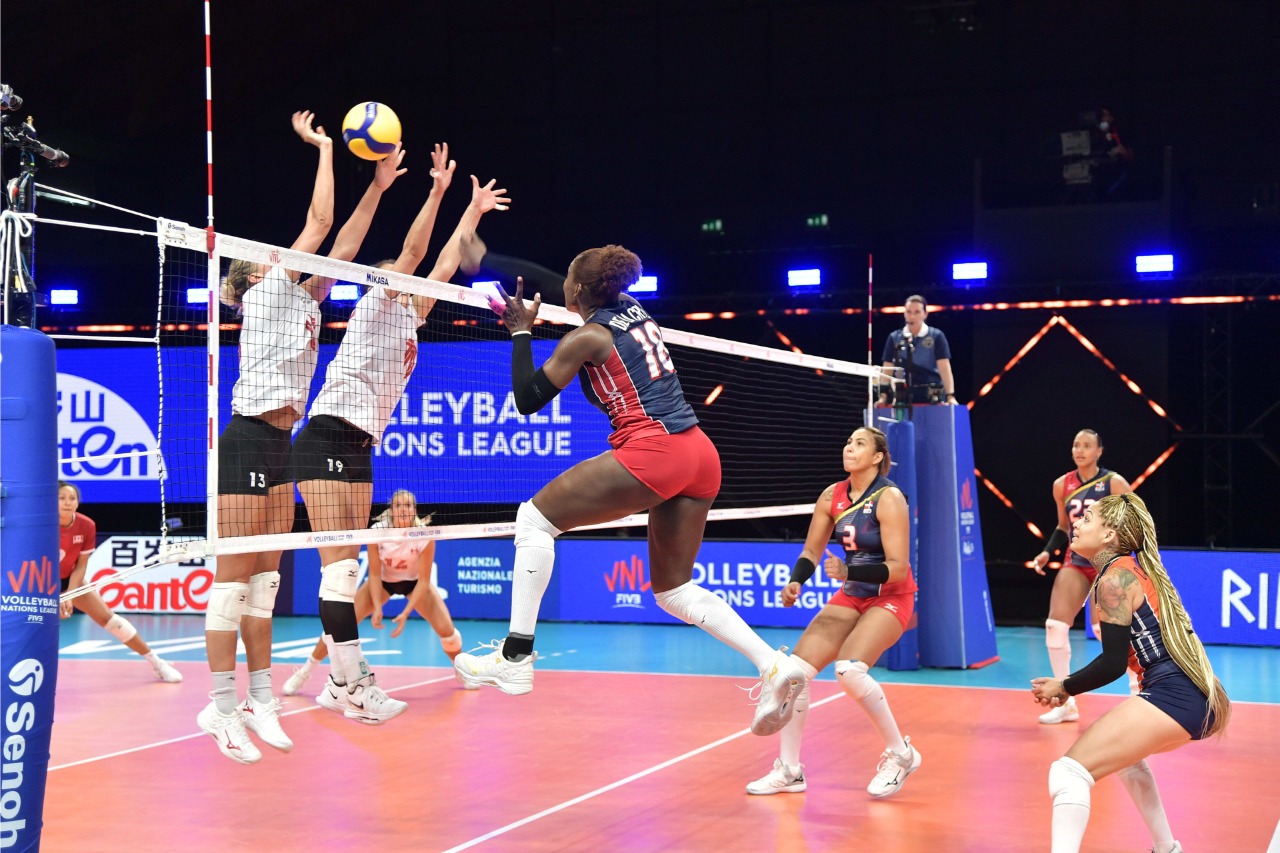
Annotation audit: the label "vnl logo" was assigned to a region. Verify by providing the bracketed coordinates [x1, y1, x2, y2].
[56, 374, 158, 480]
[604, 555, 650, 609]
[4, 556, 59, 598]
[2, 659, 46, 848]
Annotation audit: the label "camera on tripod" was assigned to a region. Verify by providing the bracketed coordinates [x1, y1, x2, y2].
[2, 84, 71, 327]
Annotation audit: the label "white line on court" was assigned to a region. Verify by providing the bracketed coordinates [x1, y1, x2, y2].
[439, 692, 847, 853]
[46, 673, 457, 771]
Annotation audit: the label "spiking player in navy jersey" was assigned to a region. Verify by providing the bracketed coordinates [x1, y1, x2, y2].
[577, 295, 697, 444]
[1029, 429, 1132, 725]
[454, 244, 806, 737]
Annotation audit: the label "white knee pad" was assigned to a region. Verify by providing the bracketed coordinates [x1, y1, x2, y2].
[1048, 756, 1095, 806]
[320, 559, 361, 603]
[514, 501, 561, 550]
[245, 571, 281, 619]
[205, 581, 248, 632]
[1045, 618, 1071, 650]
[105, 614, 137, 643]
[834, 659, 878, 702]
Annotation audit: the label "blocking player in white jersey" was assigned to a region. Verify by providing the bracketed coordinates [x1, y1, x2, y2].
[197, 113, 409, 765]
[283, 489, 467, 696]
[292, 161, 510, 725]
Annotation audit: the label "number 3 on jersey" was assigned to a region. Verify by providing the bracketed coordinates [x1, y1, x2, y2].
[629, 320, 675, 380]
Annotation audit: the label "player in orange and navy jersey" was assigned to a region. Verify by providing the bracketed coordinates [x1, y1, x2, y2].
[1030, 429, 1133, 724]
[1033, 492, 1230, 853]
[453, 245, 806, 737]
[57, 481, 182, 683]
[746, 426, 921, 800]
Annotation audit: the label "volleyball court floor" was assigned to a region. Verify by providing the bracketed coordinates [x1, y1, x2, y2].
[48, 616, 1279, 852]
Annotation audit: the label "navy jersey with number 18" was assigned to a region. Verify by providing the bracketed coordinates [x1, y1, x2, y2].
[579, 295, 698, 447]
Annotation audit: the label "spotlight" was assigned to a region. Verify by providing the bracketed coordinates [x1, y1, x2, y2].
[1135, 254, 1174, 279]
[787, 268, 821, 288]
[49, 288, 79, 306]
[186, 287, 209, 304]
[330, 284, 360, 300]
[628, 275, 658, 296]
[952, 262, 988, 281]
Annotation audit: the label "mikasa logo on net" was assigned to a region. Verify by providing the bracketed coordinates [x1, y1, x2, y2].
[56, 374, 157, 480]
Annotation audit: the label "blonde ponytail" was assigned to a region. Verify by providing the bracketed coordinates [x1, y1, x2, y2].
[1095, 493, 1230, 737]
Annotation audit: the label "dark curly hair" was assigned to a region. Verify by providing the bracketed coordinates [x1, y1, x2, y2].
[568, 245, 642, 307]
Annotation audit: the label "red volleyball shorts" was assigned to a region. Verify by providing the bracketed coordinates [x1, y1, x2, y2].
[828, 587, 916, 631]
[613, 426, 721, 500]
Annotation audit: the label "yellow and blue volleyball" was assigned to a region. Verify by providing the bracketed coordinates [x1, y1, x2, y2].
[341, 102, 401, 161]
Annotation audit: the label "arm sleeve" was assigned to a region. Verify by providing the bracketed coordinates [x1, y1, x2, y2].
[1062, 621, 1130, 696]
[845, 561, 890, 584]
[511, 333, 562, 415]
[1043, 528, 1069, 556]
[788, 557, 816, 585]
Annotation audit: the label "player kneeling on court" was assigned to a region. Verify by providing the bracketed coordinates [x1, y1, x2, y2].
[58, 481, 183, 684]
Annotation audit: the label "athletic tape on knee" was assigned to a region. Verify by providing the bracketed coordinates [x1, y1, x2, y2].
[1045, 618, 1071, 649]
[834, 659, 879, 702]
[514, 501, 561, 550]
[1048, 756, 1095, 807]
[205, 582, 248, 632]
[105, 614, 137, 643]
[245, 571, 281, 619]
[320, 559, 361, 603]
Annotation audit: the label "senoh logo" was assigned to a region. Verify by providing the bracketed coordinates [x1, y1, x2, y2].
[2, 659, 46, 847]
[604, 555, 650, 609]
[56, 373, 158, 480]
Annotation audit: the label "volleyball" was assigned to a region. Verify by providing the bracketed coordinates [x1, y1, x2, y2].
[341, 102, 401, 160]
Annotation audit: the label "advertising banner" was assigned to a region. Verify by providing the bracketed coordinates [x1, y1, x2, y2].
[82, 536, 210, 615]
[55, 341, 612, 505]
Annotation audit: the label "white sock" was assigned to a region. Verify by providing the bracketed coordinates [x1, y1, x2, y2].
[1046, 619, 1072, 681]
[1117, 761, 1175, 852]
[653, 581, 775, 671]
[329, 638, 369, 686]
[144, 651, 163, 668]
[1048, 756, 1094, 853]
[779, 655, 819, 770]
[836, 660, 907, 754]
[510, 502, 559, 636]
[210, 671, 237, 715]
[248, 668, 272, 704]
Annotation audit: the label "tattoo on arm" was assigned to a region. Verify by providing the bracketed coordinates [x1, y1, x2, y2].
[1096, 571, 1135, 625]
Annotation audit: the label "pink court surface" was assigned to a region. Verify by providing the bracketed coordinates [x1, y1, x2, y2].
[44, 629, 1280, 853]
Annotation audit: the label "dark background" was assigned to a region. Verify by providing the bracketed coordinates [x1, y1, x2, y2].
[4, 1, 1278, 624]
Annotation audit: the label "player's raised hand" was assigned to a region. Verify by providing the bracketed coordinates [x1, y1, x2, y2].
[470, 175, 511, 213]
[429, 142, 456, 193]
[493, 276, 542, 334]
[374, 142, 407, 190]
[292, 110, 331, 148]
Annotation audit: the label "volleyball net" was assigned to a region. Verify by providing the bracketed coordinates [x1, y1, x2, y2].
[45, 212, 884, 597]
